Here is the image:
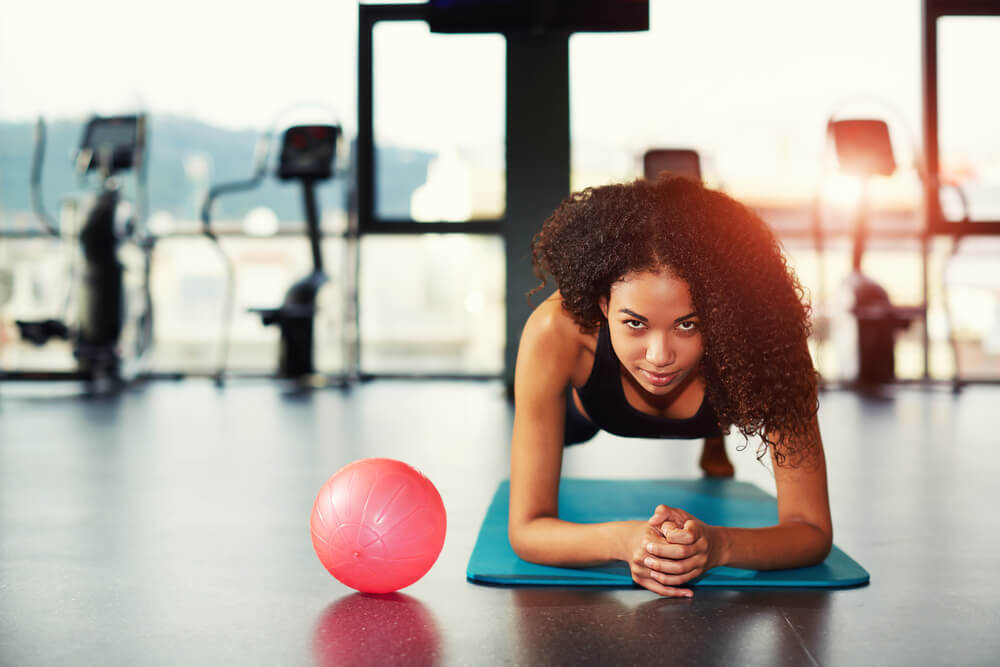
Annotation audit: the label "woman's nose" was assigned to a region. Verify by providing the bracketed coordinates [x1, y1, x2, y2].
[645, 334, 675, 367]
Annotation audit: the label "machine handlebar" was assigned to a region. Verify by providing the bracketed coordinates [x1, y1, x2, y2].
[200, 134, 272, 238]
[29, 118, 60, 237]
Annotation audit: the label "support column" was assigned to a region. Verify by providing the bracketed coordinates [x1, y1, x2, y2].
[503, 34, 571, 391]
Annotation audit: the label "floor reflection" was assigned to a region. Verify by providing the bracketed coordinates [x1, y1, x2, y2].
[511, 587, 833, 665]
[312, 592, 441, 667]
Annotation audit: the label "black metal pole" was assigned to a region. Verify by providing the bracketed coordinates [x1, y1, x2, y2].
[303, 180, 324, 273]
[503, 33, 571, 389]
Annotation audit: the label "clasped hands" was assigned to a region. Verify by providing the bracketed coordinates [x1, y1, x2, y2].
[627, 504, 724, 598]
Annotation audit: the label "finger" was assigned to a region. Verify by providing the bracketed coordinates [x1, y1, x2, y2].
[650, 553, 707, 577]
[647, 504, 672, 526]
[675, 554, 707, 577]
[644, 553, 701, 576]
[661, 523, 697, 545]
[647, 568, 699, 590]
[648, 567, 702, 587]
[661, 506, 692, 524]
[643, 555, 672, 574]
[650, 520, 681, 538]
[645, 541, 695, 561]
[649, 504, 691, 525]
[638, 574, 694, 598]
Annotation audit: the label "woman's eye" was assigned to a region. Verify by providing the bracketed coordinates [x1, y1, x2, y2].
[678, 320, 698, 331]
[624, 319, 645, 330]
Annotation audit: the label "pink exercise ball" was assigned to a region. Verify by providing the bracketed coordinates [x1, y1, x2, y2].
[310, 458, 447, 594]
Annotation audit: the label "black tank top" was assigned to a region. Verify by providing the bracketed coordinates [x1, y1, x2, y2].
[575, 322, 723, 439]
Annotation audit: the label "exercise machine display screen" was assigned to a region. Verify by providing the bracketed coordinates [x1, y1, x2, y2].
[278, 124, 340, 181]
[80, 116, 141, 172]
[829, 119, 896, 178]
[643, 149, 701, 182]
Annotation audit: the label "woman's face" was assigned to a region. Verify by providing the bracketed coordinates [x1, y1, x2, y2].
[600, 269, 704, 397]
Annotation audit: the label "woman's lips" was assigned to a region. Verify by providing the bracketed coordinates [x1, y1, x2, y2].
[640, 369, 678, 386]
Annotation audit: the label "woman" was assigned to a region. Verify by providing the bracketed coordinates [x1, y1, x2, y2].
[508, 174, 832, 597]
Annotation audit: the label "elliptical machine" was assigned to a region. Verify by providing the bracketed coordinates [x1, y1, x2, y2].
[815, 116, 951, 388]
[201, 123, 344, 387]
[12, 114, 154, 389]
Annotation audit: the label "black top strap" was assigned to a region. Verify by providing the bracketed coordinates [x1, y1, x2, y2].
[575, 322, 723, 440]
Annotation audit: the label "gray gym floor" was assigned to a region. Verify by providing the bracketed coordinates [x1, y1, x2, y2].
[1, 379, 998, 666]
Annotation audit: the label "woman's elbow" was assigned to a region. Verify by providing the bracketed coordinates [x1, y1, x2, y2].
[805, 523, 834, 566]
[508, 522, 526, 557]
[508, 519, 545, 564]
[508, 522, 532, 561]
[781, 518, 833, 567]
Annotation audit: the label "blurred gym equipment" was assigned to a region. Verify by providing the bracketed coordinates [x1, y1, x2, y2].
[7, 115, 155, 391]
[201, 123, 349, 388]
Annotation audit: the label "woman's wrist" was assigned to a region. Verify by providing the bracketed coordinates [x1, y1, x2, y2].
[707, 524, 732, 568]
[613, 520, 646, 562]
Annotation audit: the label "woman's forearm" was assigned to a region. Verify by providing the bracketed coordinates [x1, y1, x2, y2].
[509, 517, 832, 573]
[509, 517, 640, 567]
[713, 521, 832, 571]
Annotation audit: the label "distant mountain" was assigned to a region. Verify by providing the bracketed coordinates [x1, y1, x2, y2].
[0, 116, 434, 226]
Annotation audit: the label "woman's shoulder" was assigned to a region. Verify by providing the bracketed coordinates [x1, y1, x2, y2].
[524, 292, 592, 344]
[519, 292, 596, 381]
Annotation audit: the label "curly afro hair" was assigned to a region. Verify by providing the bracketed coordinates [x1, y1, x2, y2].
[530, 174, 819, 466]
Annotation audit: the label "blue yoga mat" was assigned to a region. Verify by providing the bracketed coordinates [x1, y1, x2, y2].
[467, 478, 869, 588]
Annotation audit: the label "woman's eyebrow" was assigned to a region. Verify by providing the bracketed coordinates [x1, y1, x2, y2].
[619, 309, 698, 323]
[619, 308, 648, 322]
